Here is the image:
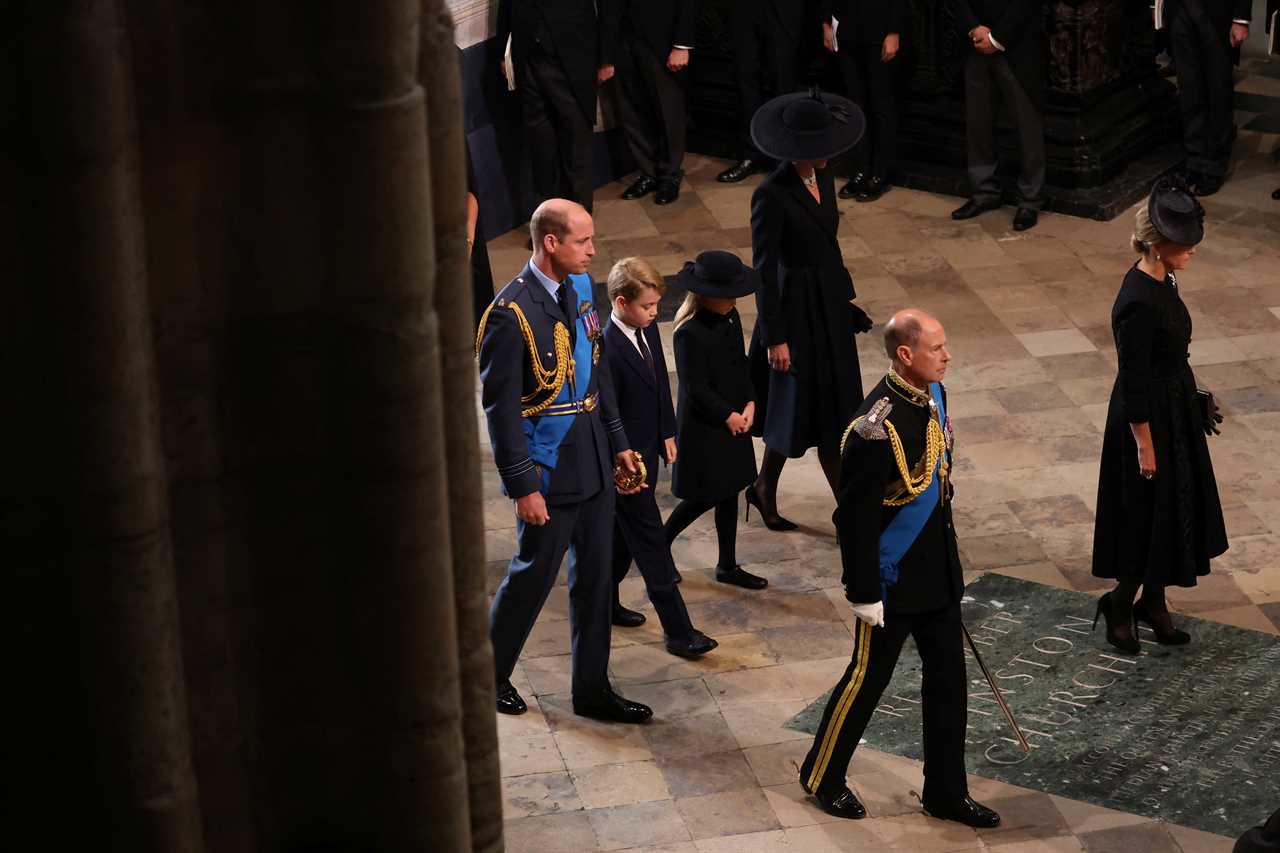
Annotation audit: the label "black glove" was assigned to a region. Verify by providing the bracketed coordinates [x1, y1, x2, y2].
[1197, 389, 1223, 436]
[850, 303, 873, 334]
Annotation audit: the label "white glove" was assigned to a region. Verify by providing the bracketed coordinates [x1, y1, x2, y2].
[850, 600, 885, 628]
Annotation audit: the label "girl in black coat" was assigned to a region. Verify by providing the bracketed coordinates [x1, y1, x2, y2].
[664, 252, 766, 590]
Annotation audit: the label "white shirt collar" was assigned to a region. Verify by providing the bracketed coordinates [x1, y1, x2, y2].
[528, 256, 563, 300]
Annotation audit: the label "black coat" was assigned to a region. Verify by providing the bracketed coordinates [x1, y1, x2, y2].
[748, 163, 864, 458]
[497, 0, 620, 122]
[837, 376, 962, 614]
[822, 0, 910, 43]
[603, 318, 677, 482]
[622, 0, 700, 57]
[671, 308, 758, 503]
[952, 0, 1045, 94]
[739, 0, 804, 38]
[1091, 266, 1227, 586]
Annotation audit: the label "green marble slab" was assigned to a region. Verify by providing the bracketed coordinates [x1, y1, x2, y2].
[786, 574, 1280, 837]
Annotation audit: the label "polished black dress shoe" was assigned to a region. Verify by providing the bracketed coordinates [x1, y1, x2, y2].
[613, 603, 647, 628]
[838, 172, 868, 198]
[622, 174, 659, 200]
[496, 680, 528, 716]
[923, 795, 1001, 828]
[654, 180, 680, 205]
[951, 197, 1002, 220]
[716, 158, 760, 183]
[815, 786, 867, 820]
[665, 630, 718, 659]
[715, 564, 768, 590]
[1012, 207, 1039, 231]
[573, 688, 653, 723]
[856, 176, 890, 203]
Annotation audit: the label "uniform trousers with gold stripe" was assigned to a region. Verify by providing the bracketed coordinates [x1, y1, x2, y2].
[800, 601, 969, 802]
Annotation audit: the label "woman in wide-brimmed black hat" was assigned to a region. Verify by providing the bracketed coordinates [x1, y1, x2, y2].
[1091, 178, 1228, 655]
[743, 89, 875, 530]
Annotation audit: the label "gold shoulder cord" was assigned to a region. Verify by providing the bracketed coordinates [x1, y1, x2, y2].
[475, 302, 574, 418]
[840, 418, 858, 456]
[883, 417, 947, 506]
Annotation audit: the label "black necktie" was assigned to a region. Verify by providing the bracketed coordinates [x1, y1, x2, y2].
[634, 328, 654, 377]
[557, 280, 577, 347]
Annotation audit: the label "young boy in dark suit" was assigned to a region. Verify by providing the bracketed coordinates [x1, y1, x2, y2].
[605, 257, 717, 658]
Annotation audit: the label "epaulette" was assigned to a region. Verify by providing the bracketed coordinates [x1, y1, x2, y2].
[840, 397, 892, 454]
[474, 276, 532, 357]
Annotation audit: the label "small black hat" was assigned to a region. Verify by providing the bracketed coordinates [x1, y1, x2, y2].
[750, 88, 866, 163]
[1148, 177, 1206, 246]
[676, 251, 759, 299]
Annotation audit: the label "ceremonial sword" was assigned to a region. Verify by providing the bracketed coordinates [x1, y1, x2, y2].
[961, 622, 1032, 754]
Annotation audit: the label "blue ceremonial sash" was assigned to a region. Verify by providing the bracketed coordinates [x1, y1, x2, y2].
[523, 274, 597, 491]
[877, 382, 947, 600]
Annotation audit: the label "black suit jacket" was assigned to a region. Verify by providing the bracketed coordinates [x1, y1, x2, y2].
[952, 0, 1045, 93]
[497, 0, 620, 121]
[603, 319, 676, 472]
[738, 0, 804, 38]
[478, 263, 630, 504]
[822, 0, 910, 44]
[622, 0, 700, 57]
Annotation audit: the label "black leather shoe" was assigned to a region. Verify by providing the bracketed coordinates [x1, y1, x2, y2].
[951, 197, 1002, 220]
[573, 688, 653, 724]
[665, 630, 718, 659]
[672, 567, 683, 584]
[715, 564, 768, 590]
[654, 180, 680, 205]
[717, 158, 760, 183]
[1272, 187, 1280, 200]
[838, 172, 868, 198]
[855, 176, 890, 203]
[815, 786, 867, 820]
[622, 175, 658, 200]
[1012, 207, 1039, 231]
[496, 680, 528, 716]
[923, 795, 1001, 828]
[613, 603, 647, 628]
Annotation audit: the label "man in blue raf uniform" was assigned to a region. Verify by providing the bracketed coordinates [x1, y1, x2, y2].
[798, 309, 1001, 828]
[477, 198, 653, 724]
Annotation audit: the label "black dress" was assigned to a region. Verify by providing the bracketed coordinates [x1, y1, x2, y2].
[1091, 265, 1227, 587]
[672, 307, 759, 503]
[748, 163, 864, 457]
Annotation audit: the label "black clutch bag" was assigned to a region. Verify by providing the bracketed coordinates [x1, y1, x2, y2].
[1197, 387, 1222, 436]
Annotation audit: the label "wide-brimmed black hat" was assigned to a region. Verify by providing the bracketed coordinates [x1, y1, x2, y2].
[750, 87, 866, 162]
[1148, 177, 1205, 246]
[676, 251, 758, 299]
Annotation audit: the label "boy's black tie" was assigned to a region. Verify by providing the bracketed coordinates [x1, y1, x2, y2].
[635, 328, 655, 377]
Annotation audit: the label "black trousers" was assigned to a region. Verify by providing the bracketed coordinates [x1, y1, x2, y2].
[800, 601, 968, 802]
[617, 36, 688, 184]
[516, 42, 595, 212]
[1167, 10, 1235, 178]
[964, 52, 1044, 209]
[732, 10, 800, 160]
[611, 460, 696, 641]
[490, 483, 615, 699]
[836, 43, 899, 180]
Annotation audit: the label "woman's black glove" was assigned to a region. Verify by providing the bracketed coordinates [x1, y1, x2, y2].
[1205, 399, 1223, 436]
[850, 303, 873, 334]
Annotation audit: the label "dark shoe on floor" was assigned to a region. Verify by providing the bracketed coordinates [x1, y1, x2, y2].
[1272, 187, 1280, 200]
[838, 172, 868, 198]
[573, 688, 653, 724]
[951, 197, 1002, 220]
[1133, 599, 1191, 645]
[613, 602, 647, 628]
[496, 680, 528, 716]
[717, 158, 761, 183]
[855, 176, 890, 203]
[923, 795, 1001, 828]
[1192, 174, 1223, 196]
[666, 630, 719, 658]
[715, 564, 768, 590]
[672, 567, 683, 584]
[622, 174, 659, 200]
[744, 486, 798, 531]
[815, 786, 867, 820]
[1093, 590, 1139, 655]
[1012, 207, 1039, 231]
[654, 180, 681, 205]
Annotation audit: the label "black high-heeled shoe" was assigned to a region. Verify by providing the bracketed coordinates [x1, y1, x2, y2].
[1093, 591, 1140, 655]
[744, 486, 798, 531]
[1133, 600, 1191, 645]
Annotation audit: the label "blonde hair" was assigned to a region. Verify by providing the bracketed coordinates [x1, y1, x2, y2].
[672, 292, 702, 329]
[607, 257, 667, 304]
[1131, 204, 1164, 255]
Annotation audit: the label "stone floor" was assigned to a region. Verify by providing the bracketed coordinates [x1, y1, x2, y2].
[480, 63, 1280, 852]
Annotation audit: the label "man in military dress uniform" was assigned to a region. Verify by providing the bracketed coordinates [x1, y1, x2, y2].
[798, 309, 1001, 827]
[477, 198, 652, 724]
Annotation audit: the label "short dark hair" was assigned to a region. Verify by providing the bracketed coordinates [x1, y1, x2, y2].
[530, 204, 571, 246]
[884, 314, 923, 361]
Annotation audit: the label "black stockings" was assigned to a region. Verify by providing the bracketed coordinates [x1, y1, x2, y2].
[665, 496, 739, 569]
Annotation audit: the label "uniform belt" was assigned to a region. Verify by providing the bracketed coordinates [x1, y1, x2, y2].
[539, 393, 598, 417]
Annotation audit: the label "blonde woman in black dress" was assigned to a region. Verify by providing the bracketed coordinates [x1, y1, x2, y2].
[1091, 181, 1227, 654]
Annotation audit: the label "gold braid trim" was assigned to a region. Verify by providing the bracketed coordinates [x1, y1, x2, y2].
[883, 417, 947, 507]
[474, 301, 575, 418]
[840, 418, 857, 456]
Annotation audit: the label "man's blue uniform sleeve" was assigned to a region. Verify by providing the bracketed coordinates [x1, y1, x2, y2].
[478, 304, 543, 499]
